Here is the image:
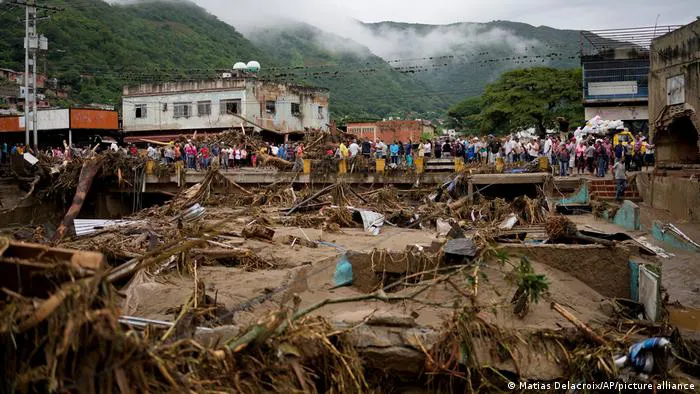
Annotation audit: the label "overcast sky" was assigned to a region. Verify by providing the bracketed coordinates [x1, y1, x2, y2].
[195, 0, 698, 31]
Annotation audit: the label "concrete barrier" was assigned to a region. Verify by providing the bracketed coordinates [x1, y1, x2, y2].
[613, 200, 641, 231]
[651, 221, 700, 252]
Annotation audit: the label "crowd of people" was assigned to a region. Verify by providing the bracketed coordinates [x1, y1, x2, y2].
[321, 132, 655, 178]
[136, 140, 307, 171]
[1, 131, 655, 190]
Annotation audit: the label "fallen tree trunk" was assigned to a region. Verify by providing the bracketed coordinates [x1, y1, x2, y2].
[190, 247, 255, 259]
[260, 154, 293, 170]
[551, 301, 606, 346]
[52, 158, 103, 244]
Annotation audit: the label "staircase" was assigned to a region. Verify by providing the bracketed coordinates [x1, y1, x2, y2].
[589, 178, 641, 202]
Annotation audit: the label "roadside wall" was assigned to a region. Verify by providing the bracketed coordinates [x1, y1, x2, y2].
[636, 173, 700, 220]
[501, 244, 632, 299]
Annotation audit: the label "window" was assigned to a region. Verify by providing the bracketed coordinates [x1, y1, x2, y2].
[197, 101, 211, 116]
[173, 102, 191, 118]
[291, 102, 301, 117]
[318, 106, 325, 119]
[135, 104, 147, 119]
[220, 99, 241, 115]
[265, 101, 276, 114]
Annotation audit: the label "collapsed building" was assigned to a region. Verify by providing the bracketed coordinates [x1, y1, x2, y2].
[121, 72, 330, 144]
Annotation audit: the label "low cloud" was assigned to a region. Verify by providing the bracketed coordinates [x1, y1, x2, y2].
[192, 0, 541, 62]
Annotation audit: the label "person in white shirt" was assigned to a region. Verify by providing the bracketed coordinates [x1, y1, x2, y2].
[147, 144, 158, 160]
[348, 139, 360, 158]
[375, 140, 387, 158]
[543, 136, 553, 163]
[271, 145, 279, 157]
[423, 141, 432, 157]
[504, 136, 514, 163]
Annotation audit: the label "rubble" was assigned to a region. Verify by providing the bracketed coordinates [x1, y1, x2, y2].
[1, 146, 699, 393]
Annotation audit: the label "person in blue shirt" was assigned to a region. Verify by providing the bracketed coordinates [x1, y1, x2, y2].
[466, 139, 476, 163]
[404, 140, 413, 167]
[389, 141, 400, 165]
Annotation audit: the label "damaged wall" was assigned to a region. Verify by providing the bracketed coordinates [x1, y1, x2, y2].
[254, 82, 329, 133]
[636, 173, 700, 220]
[122, 79, 329, 134]
[500, 244, 632, 299]
[649, 20, 700, 164]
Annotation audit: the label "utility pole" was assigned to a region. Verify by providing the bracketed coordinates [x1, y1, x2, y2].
[8, 0, 61, 149]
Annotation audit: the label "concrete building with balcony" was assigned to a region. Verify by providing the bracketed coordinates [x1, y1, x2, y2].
[649, 19, 700, 164]
[121, 77, 329, 142]
[580, 26, 682, 133]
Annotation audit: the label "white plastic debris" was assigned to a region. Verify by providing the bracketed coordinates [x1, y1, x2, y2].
[498, 213, 519, 230]
[358, 209, 385, 236]
[23, 152, 38, 165]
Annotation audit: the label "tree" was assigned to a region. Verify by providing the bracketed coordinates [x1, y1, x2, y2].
[452, 67, 583, 137]
[446, 96, 482, 132]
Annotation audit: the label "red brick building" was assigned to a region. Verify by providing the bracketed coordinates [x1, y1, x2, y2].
[347, 120, 435, 142]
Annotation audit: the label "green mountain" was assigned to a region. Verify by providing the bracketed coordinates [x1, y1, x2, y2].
[0, 0, 269, 107]
[361, 21, 581, 103]
[0, 0, 583, 122]
[248, 22, 447, 121]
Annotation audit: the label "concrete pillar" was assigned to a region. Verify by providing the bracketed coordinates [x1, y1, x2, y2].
[68, 129, 72, 147]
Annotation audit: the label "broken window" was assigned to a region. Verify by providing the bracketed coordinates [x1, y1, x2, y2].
[173, 102, 191, 118]
[135, 104, 147, 119]
[197, 101, 211, 117]
[220, 99, 241, 115]
[291, 103, 301, 117]
[265, 101, 276, 114]
[318, 106, 324, 119]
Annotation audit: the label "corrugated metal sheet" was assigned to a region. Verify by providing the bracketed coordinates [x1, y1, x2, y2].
[0, 116, 23, 132]
[74, 219, 142, 237]
[70, 108, 119, 130]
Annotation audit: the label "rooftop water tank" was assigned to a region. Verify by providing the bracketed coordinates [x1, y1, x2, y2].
[233, 62, 247, 70]
[246, 61, 261, 73]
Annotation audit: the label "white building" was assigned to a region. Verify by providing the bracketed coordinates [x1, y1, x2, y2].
[122, 78, 329, 138]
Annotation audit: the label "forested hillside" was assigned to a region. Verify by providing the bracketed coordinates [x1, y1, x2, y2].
[0, 0, 268, 106]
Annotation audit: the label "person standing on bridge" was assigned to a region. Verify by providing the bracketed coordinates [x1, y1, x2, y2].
[348, 139, 360, 159]
[375, 139, 387, 159]
[423, 140, 432, 158]
[389, 141, 400, 165]
[361, 139, 371, 158]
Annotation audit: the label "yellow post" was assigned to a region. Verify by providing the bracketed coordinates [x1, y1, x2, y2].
[338, 159, 347, 174]
[303, 159, 311, 174]
[415, 157, 424, 174]
[454, 158, 464, 172]
[146, 160, 155, 175]
[496, 157, 505, 173]
[376, 158, 386, 173]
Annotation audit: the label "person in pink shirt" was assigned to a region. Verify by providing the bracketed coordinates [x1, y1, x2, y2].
[575, 141, 586, 174]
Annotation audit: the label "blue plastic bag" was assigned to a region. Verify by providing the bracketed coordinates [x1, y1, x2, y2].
[333, 254, 353, 287]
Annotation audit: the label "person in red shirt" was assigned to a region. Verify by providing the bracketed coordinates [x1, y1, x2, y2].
[200, 145, 210, 170]
[129, 145, 138, 157]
